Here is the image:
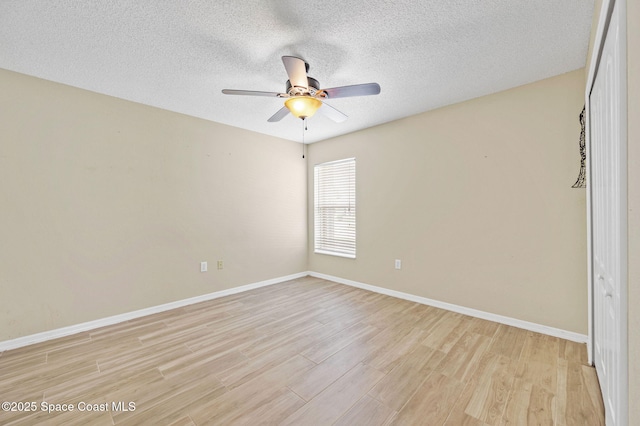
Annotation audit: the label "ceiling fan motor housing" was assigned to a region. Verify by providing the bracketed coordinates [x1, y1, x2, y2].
[286, 77, 321, 97]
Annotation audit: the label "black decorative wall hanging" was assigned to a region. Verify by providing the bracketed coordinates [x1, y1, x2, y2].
[572, 106, 586, 188]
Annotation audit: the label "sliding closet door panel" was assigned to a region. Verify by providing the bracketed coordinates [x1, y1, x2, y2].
[590, 1, 627, 424]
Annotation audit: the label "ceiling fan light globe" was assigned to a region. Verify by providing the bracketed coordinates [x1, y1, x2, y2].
[285, 97, 322, 119]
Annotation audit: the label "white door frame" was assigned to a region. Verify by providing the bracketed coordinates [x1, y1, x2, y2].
[585, 0, 628, 424]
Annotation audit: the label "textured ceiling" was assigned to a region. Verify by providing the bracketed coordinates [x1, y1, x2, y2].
[0, 0, 594, 143]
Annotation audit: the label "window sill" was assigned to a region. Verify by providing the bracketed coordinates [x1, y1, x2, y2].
[314, 250, 356, 259]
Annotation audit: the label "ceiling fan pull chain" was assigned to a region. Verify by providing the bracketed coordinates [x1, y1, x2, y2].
[302, 118, 306, 159]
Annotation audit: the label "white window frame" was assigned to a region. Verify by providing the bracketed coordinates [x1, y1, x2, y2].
[314, 158, 356, 258]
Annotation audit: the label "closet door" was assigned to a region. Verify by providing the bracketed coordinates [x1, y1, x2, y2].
[589, 0, 627, 424]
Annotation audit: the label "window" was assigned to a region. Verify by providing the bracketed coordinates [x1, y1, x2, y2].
[314, 158, 356, 258]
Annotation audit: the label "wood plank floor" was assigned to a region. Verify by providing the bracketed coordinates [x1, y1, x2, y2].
[0, 276, 604, 425]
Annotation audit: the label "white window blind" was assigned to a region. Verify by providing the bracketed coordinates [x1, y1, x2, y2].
[314, 158, 356, 258]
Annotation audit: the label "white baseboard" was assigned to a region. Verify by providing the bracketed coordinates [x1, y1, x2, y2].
[1, 270, 588, 352]
[309, 271, 588, 344]
[0, 272, 308, 352]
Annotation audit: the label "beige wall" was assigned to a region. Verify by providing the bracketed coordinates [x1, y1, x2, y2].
[0, 69, 307, 341]
[627, 0, 639, 422]
[308, 69, 587, 334]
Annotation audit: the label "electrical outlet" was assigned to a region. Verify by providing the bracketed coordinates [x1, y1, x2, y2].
[200, 261, 207, 272]
[395, 259, 402, 270]
[217, 260, 223, 270]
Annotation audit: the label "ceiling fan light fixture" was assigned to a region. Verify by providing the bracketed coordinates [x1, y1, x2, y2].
[284, 96, 322, 119]
[223, 56, 379, 123]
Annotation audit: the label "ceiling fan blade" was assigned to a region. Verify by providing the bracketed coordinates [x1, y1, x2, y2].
[319, 102, 347, 123]
[267, 106, 290, 122]
[321, 83, 381, 99]
[282, 56, 308, 90]
[222, 89, 285, 97]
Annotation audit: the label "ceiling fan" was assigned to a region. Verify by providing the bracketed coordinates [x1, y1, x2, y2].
[222, 56, 381, 123]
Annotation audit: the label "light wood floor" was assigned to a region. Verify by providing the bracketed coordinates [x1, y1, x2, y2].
[0, 276, 604, 425]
